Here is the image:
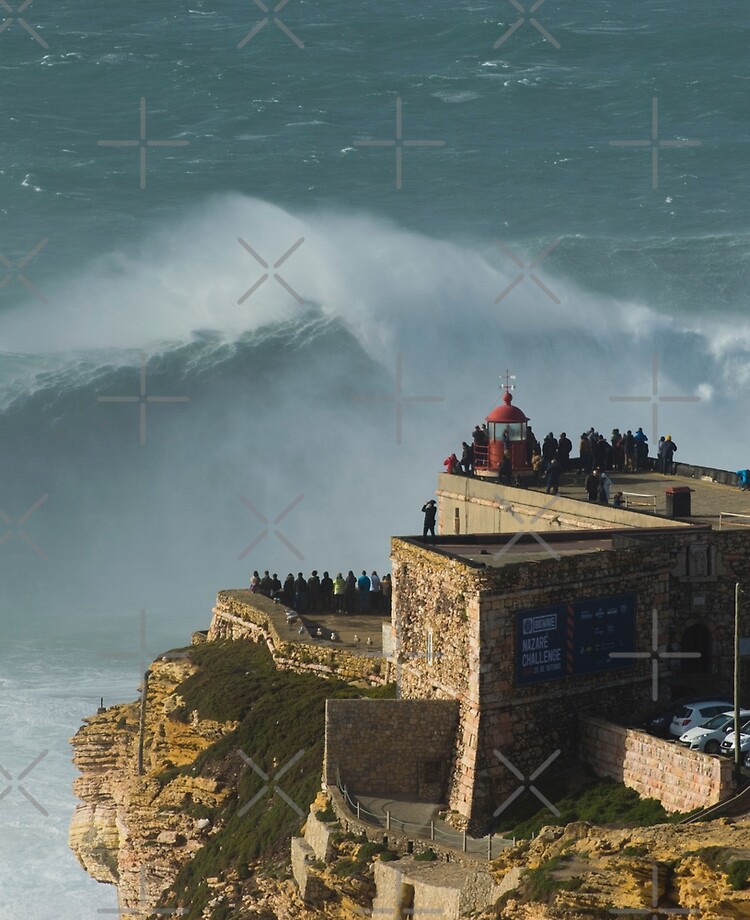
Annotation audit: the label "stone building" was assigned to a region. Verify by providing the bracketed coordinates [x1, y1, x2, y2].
[324, 465, 750, 832]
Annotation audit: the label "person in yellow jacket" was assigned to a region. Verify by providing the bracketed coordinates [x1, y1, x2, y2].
[333, 573, 346, 613]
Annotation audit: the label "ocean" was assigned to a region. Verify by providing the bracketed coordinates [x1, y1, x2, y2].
[0, 1, 748, 916]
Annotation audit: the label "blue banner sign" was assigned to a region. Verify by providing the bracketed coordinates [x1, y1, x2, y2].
[515, 593, 636, 686]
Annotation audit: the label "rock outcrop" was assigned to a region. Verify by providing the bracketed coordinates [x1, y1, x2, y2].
[69, 656, 234, 912]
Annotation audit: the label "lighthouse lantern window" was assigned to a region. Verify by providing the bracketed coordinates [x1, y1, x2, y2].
[491, 421, 526, 441]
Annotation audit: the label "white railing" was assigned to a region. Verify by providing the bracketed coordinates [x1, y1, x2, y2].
[622, 492, 657, 512]
[334, 772, 513, 859]
[719, 511, 750, 530]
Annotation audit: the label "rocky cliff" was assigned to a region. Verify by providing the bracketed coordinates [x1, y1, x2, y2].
[69, 609, 750, 919]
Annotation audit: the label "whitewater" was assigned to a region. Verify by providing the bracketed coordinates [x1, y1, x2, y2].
[1, 1, 750, 917]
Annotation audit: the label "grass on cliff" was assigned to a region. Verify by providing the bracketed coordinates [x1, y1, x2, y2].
[162, 639, 394, 919]
[493, 767, 689, 838]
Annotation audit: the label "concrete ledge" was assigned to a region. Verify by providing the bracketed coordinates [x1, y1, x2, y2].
[373, 858, 505, 920]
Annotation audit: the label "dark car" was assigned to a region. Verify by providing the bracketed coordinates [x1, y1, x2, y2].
[643, 696, 728, 738]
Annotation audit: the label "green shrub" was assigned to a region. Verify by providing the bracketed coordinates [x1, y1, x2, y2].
[379, 850, 398, 862]
[357, 841, 386, 860]
[314, 803, 337, 823]
[331, 858, 364, 878]
[414, 848, 437, 862]
[728, 860, 750, 890]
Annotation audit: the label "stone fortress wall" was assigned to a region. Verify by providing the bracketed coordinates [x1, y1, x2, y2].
[389, 526, 750, 830]
[323, 699, 459, 802]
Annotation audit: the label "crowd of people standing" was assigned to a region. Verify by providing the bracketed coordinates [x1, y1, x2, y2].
[442, 421, 679, 507]
[249, 569, 392, 615]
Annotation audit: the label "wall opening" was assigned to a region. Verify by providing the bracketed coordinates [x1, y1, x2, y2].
[680, 623, 712, 673]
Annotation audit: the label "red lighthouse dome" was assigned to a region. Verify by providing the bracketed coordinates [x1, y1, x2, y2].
[475, 386, 532, 475]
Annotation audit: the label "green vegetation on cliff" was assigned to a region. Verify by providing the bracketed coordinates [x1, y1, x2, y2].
[162, 639, 394, 918]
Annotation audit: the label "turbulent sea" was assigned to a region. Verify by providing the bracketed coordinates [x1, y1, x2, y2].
[0, 1, 749, 916]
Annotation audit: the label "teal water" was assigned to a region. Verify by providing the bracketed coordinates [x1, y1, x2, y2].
[1, 2, 749, 916]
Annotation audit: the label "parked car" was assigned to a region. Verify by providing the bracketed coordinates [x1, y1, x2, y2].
[720, 730, 750, 757]
[669, 700, 734, 738]
[679, 710, 750, 753]
[644, 696, 726, 738]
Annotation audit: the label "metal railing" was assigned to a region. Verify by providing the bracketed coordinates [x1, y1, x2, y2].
[335, 772, 513, 860]
[719, 511, 750, 530]
[622, 492, 657, 512]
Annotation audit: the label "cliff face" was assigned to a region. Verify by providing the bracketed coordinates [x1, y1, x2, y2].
[69, 605, 750, 920]
[69, 656, 234, 912]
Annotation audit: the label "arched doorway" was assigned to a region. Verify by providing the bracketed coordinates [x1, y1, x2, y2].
[680, 623, 712, 674]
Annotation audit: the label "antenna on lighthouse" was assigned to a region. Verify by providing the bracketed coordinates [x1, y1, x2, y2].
[500, 369, 516, 396]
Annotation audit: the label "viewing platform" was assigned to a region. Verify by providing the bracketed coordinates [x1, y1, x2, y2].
[436, 463, 750, 543]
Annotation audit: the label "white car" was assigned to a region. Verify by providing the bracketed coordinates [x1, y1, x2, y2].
[679, 710, 750, 754]
[720, 730, 750, 757]
[669, 700, 733, 738]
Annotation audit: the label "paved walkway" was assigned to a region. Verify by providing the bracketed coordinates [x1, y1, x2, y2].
[352, 793, 514, 858]
[225, 589, 391, 653]
[548, 468, 750, 527]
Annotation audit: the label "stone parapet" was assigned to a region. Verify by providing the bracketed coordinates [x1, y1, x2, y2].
[209, 590, 386, 684]
[579, 715, 735, 813]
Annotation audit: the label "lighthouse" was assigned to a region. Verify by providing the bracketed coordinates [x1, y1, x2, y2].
[474, 373, 531, 475]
